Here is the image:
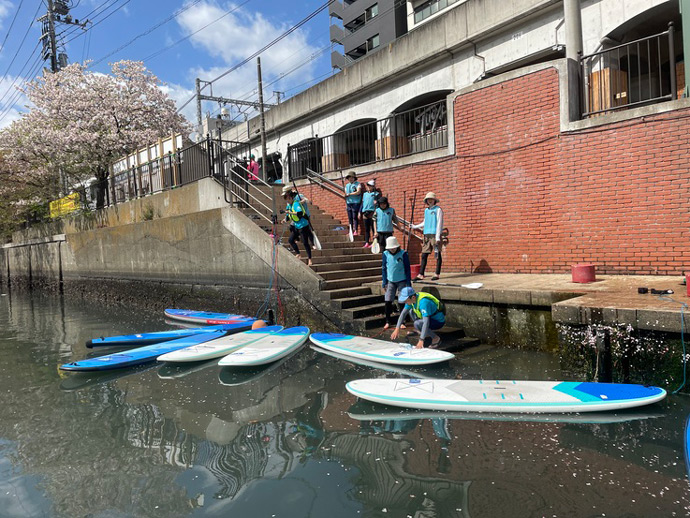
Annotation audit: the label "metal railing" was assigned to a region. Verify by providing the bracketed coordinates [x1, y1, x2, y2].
[288, 99, 448, 179]
[580, 23, 677, 118]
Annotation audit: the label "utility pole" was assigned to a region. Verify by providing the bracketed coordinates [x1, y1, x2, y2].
[196, 78, 203, 139]
[39, 0, 89, 73]
[563, 0, 583, 120]
[257, 57, 268, 184]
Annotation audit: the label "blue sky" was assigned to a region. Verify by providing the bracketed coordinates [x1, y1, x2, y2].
[0, 0, 336, 128]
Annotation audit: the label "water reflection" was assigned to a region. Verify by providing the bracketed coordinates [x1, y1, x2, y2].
[1, 290, 690, 517]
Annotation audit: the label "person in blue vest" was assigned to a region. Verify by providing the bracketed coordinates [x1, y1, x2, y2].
[361, 179, 380, 248]
[412, 192, 444, 281]
[284, 187, 314, 266]
[373, 196, 398, 253]
[391, 287, 445, 348]
[344, 172, 362, 236]
[381, 236, 411, 329]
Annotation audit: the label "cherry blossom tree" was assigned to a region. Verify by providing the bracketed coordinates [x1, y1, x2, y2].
[0, 60, 190, 210]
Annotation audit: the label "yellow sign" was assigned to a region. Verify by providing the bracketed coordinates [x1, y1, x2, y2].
[49, 192, 81, 218]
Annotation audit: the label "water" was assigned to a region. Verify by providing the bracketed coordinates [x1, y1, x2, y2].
[1, 290, 690, 518]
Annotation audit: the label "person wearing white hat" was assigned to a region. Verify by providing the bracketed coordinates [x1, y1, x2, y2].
[360, 179, 380, 248]
[412, 192, 444, 281]
[381, 236, 411, 329]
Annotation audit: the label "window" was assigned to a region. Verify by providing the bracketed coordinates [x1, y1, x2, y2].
[367, 34, 380, 51]
[365, 3, 378, 21]
[414, 0, 458, 24]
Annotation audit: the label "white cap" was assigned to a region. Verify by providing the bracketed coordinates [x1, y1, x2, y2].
[424, 191, 438, 201]
[367, 180, 376, 186]
[385, 236, 400, 250]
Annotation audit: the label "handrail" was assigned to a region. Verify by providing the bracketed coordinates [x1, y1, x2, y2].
[579, 26, 672, 61]
[225, 176, 273, 223]
[306, 168, 345, 199]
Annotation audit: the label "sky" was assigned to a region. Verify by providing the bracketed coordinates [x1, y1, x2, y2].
[0, 0, 337, 129]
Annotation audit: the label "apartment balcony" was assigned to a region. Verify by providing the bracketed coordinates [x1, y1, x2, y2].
[330, 24, 346, 45]
[329, 0, 344, 20]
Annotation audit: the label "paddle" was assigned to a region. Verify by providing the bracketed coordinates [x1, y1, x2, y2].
[408, 189, 417, 249]
[291, 181, 322, 250]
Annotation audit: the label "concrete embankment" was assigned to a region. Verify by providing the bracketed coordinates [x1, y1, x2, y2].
[0, 179, 338, 331]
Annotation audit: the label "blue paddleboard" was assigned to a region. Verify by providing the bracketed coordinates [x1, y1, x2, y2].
[164, 309, 252, 325]
[61, 326, 242, 371]
[85, 323, 249, 348]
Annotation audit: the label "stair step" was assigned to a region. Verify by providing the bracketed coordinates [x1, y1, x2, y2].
[323, 275, 380, 290]
[323, 286, 373, 299]
[332, 293, 384, 309]
[342, 303, 386, 319]
[309, 253, 374, 263]
[319, 268, 381, 281]
[436, 336, 481, 353]
[312, 260, 381, 273]
[360, 314, 388, 330]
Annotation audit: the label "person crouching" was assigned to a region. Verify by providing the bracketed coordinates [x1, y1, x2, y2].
[381, 236, 411, 330]
[391, 287, 446, 349]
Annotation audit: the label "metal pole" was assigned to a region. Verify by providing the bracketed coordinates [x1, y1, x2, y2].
[196, 78, 203, 142]
[564, 0, 583, 61]
[257, 57, 276, 223]
[46, 0, 58, 72]
[669, 22, 677, 100]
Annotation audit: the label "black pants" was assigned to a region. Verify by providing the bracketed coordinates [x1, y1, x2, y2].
[420, 249, 443, 276]
[363, 217, 375, 243]
[289, 225, 314, 259]
[377, 232, 392, 250]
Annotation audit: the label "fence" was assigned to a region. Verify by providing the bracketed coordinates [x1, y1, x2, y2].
[580, 23, 677, 118]
[287, 98, 448, 179]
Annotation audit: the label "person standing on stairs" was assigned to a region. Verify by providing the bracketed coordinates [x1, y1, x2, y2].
[412, 192, 444, 281]
[248, 154, 260, 182]
[373, 197, 398, 252]
[344, 172, 363, 236]
[381, 236, 411, 330]
[391, 287, 446, 348]
[284, 186, 314, 266]
[361, 180, 379, 248]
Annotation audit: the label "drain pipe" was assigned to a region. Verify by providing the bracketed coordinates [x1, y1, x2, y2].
[681, 0, 690, 97]
[564, 0, 583, 120]
[470, 40, 486, 82]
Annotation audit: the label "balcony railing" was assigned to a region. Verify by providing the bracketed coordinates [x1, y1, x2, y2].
[580, 23, 677, 118]
[287, 99, 448, 179]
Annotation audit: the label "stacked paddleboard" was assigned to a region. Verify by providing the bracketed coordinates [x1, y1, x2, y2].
[164, 309, 253, 325]
[86, 323, 243, 348]
[218, 327, 310, 366]
[309, 333, 454, 366]
[346, 378, 667, 413]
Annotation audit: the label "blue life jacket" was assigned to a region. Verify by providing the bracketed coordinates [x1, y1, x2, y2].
[345, 181, 362, 204]
[383, 249, 407, 283]
[375, 207, 395, 233]
[362, 191, 377, 212]
[423, 205, 441, 235]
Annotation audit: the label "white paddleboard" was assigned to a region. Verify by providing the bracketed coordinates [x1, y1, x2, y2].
[346, 378, 667, 413]
[309, 333, 454, 366]
[157, 326, 283, 363]
[218, 326, 310, 366]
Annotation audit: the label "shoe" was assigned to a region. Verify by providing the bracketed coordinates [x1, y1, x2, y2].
[362, 243, 370, 248]
[353, 231, 359, 236]
[415, 274, 425, 280]
[429, 336, 441, 348]
[431, 275, 440, 281]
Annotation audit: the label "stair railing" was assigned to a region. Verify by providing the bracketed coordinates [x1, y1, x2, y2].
[222, 149, 278, 225]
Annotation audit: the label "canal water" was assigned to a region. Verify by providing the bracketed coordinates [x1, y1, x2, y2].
[1, 289, 690, 518]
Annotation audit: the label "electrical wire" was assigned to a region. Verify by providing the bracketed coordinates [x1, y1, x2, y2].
[0, 1, 43, 92]
[0, 0, 25, 57]
[0, 53, 44, 124]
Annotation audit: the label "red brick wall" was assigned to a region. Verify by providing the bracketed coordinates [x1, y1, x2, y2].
[299, 67, 690, 275]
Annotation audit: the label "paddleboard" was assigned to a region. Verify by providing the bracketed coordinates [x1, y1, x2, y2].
[164, 308, 253, 325]
[157, 326, 283, 363]
[60, 329, 230, 372]
[218, 353, 294, 386]
[309, 333, 454, 366]
[346, 378, 667, 413]
[218, 326, 309, 366]
[86, 323, 244, 348]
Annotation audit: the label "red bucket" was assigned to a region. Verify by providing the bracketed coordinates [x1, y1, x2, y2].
[410, 264, 421, 278]
[572, 263, 596, 283]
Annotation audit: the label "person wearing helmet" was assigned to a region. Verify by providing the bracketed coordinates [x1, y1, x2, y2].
[391, 287, 445, 348]
[248, 154, 260, 181]
[361, 179, 380, 248]
[373, 196, 398, 252]
[381, 236, 411, 329]
[412, 192, 444, 281]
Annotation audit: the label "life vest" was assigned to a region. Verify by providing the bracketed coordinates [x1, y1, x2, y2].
[411, 292, 445, 320]
[423, 205, 441, 235]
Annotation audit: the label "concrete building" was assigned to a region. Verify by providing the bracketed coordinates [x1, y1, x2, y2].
[329, 0, 409, 70]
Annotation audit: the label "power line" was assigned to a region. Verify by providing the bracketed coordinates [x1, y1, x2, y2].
[0, 0, 25, 57]
[0, 54, 44, 124]
[0, 1, 44, 89]
[88, 0, 206, 68]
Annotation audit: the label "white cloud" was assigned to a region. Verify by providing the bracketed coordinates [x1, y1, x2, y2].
[0, 0, 12, 24]
[176, 1, 323, 115]
[0, 75, 30, 129]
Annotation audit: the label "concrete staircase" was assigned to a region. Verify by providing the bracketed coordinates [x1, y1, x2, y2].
[239, 184, 389, 331]
[239, 184, 477, 348]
